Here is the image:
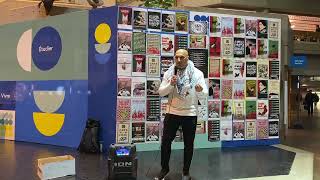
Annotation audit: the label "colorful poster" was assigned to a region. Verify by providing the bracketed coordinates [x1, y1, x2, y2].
[257, 119, 268, 139]
[220, 121, 232, 140]
[161, 99, 168, 118]
[188, 49, 209, 77]
[233, 60, 245, 79]
[233, 38, 245, 58]
[221, 100, 233, 119]
[234, 18, 245, 36]
[198, 105, 208, 121]
[118, 31, 132, 52]
[269, 60, 280, 80]
[190, 21, 208, 35]
[222, 59, 233, 78]
[117, 53, 132, 76]
[132, 32, 146, 54]
[233, 101, 245, 120]
[118, 7, 132, 29]
[162, 11, 175, 32]
[210, 16, 221, 36]
[175, 35, 188, 51]
[209, 58, 220, 78]
[189, 35, 207, 49]
[117, 77, 131, 97]
[146, 123, 160, 142]
[269, 80, 280, 99]
[208, 120, 220, 141]
[246, 61, 257, 78]
[147, 78, 161, 97]
[209, 37, 221, 57]
[196, 121, 206, 134]
[147, 56, 160, 77]
[147, 98, 161, 121]
[233, 121, 245, 140]
[175, 12, 189, 33]
[245, 39, 257, 58]
[257, 80, 268, 99]
[0, 110, 15, 140]
[208, 79, 220, 99]
[116, 99, 131, 122]
[257, 100, 269, 119]
[245, 121, 256, 140]
[246, 100, 257, 119]
[258, 20, 268, 38]
[131, 77, 146, 98]
[233, 80, 245, 99]
[208, 100, 220, 120]
[269, 99, 280, 119]
[133, 8, 147, 30]
[132, 55, 146, 76]
[147, 34, 161, 55]
[269, 21, 279, 39]
[268, 40, 279, 59]
[160, 56, 174, 77]
[132, 122, 145, 143]
[245, 19, 257, 38]
[221, 80, 233, 99]
[161, 34, 175, 56]
[148, 10, 161, 31]
[222, 37, 233, 57]
[221, 17, 233, 37]
[131, 99, 146, 121]
[258, 39, 268, 58]
[257, 60, 269, 79]
[246, 80, 256, 98]
[269, 120, 279, 138]
[116, 123, 130, 143]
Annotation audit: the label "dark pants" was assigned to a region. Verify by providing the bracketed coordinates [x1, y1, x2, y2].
[161, 114, 197, 173]
[308, 103, 314, 115]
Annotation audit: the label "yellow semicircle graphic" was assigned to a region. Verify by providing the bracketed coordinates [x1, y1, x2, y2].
[33, 112, 65, 136]
[17, 29, 32, 72]
[95, 23, 112, 44]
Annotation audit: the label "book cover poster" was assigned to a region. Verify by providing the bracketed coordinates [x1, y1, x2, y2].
[147, 98, 161, 121]
[118, 7, 132, 29]
[209, 58, 220, 78]
[220, 121, 232, 141]
[269, 21, 279, 39]
[245, 19, 257, 38]
[116, 123, 130, 144]
[269, 99, 280, 119]
[258, 20, 268, 38]
[258, 80, 268, 99]
[161, 34, 175, 56]
[161, 99, 168, 118]
[257, 100, 269, 119]
[234, 18, 245, 36]
[210, 16, 221, 36]
[257, 119, 268, 139]
[269, 80, 280, 99]
[221, 17, 233, 37]
[132, 55, 146, 76]
[147, 56, 160, 77]
[209, 37, 221, 57]
[147, 34, 161, 55]
[189, 35, 207, 49]
[146, 122, 160, 142]
[196, 121, 206, 134]
[174, 126, 184, 142]
[258, 39, 268, 58]
[233, 100, 245, 120]
[131, 77, 146, 98]
[160, 56, 174, 77]
[208, 100, 220, 120]
[233, 121, 245, 140]
[245, 39, 257, 58]
[222, 37, 233, 57]
[147, 78, 161, 97]
[246, 100, 257, 119]
[221, 80, 233, 99]
[190, 21, 208, 35]
[118, 31, 132, 52]
[221, 100, 233, 120]
[269, 60, 280, 80]
[148, 10, 161, 31]
[133, 8, 147, 30]
[208, 120, 220, 141]
[198, 106, 208, 121]
[246, 61, 257, 78]
[233, 60, 245, 79]
[245, 121, 256, 140]
[117, 99, 131, 122]
[268, 40, 279, 59]
[233, 80, 245, 99]
[208, 79, 220, 99]
[233, 38, 245, 58]
[175, 12, 189, 33]
[246, 80, 256, 98]
[131, 99, 146, 121]
[257, 60, 269, 79]
[162, 11, 175, 32]
[222, 59, 233, 78]
[117, 77, 131, 97]
[269, 120, 279, 138]
[117, 53, 132, 76]
[132, 122, 145, 143]
[175, 35, 188, 52]
[132, 32, 146, 54]
[189, 49, 209, 77]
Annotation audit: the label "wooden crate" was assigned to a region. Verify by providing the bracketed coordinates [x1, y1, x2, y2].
[37, 155, 75, 180]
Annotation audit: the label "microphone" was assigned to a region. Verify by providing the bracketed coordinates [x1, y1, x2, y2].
[174, 66, 178, 76]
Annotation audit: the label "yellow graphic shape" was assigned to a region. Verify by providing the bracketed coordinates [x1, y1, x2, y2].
[33, 112, 65, 136]
[33, 91, 65, 113]
[95, 43, 111, 54]
[95, 23, 111, 44]
[17, 29, 32, 72]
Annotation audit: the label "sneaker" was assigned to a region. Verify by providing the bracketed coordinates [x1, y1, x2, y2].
[154, 169, 169, 180]
[182, 173, 192, 180]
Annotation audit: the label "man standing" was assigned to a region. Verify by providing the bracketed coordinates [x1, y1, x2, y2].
[154, 49, 208, 180]
[305, 90, 314, 115]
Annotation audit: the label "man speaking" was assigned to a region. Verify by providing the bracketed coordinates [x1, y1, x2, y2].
[154, 49, 208, 180]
